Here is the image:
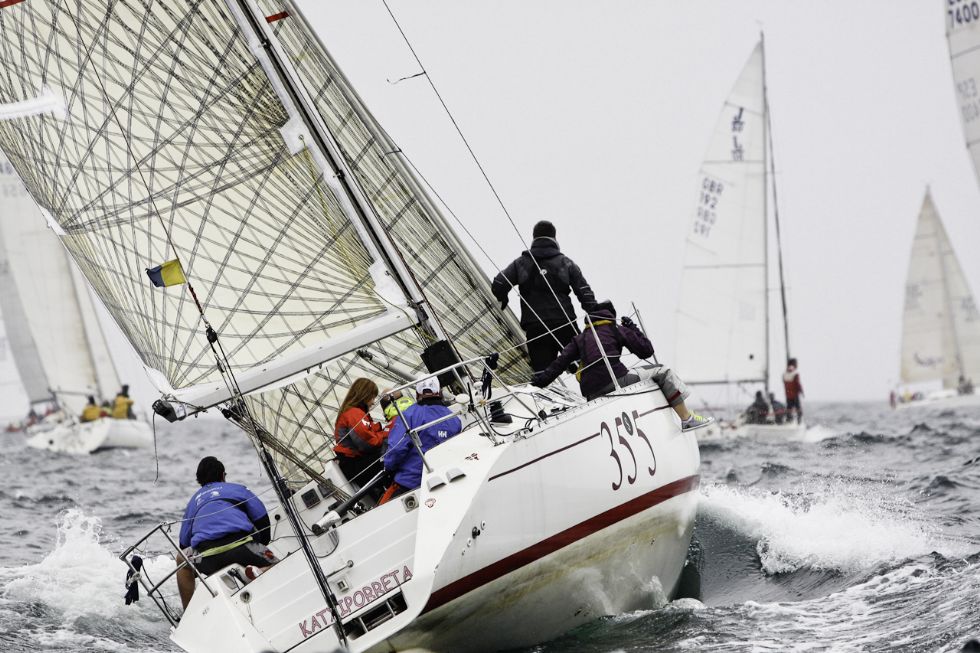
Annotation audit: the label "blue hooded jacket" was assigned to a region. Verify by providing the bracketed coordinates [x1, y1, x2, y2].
[383, 397, 462, 490]
[178, 482, 268, 549]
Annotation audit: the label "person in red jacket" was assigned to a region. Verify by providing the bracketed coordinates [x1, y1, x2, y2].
[333, 378, 389, 499]
[782, 358, 803, 423]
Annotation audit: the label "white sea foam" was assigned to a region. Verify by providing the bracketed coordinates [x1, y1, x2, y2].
[700, 482, 971, 574]
[799, 424, 841, 443]
[0, 508, 175, 626]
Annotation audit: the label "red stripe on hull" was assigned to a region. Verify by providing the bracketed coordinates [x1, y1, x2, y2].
[423, 474, 700, 613]
[488, 432, 600, 482]
[0, 0, 27, 9]
[265, 11, 289, 23]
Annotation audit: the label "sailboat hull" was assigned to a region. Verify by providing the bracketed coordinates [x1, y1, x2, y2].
[894, 391, 980, 411]
[25, 418, 152, 454]
[696, 419, 807, 442]
[163, 382, 700, 653]
[386, 479, 697, 652]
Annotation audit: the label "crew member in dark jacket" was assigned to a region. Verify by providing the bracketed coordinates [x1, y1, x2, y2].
[491, 220, 599, 371]
[530, 303, 712, 431]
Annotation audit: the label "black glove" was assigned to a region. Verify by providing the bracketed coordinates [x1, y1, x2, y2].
[530, 371, 549, 388]
[499, 299, 508, 311]
[621, 316, 636, 329]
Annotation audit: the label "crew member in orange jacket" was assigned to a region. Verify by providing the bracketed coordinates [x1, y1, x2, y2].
[333, 378, 389, 500]
[783, 358, 803, 423]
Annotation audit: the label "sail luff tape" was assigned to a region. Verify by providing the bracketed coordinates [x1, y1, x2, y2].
[0, 86, 66, 121]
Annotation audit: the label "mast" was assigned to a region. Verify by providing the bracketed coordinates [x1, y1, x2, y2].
[763, 44, 792, 370]
[760, 33, 771, 396]
[231, 0, 446, 347]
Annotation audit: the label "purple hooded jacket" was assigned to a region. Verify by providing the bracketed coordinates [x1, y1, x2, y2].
[532, 308, 653, 399]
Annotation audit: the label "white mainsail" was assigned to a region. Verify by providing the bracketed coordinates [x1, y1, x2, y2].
[0, 0, 528, 478]
[900, 191, 980, 387]
[946, 0, 980, 190]
[676, 42, 770, 386]
[0, 154, 118, 413]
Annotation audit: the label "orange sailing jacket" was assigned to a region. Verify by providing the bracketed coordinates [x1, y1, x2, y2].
[333, 406, 388, 458]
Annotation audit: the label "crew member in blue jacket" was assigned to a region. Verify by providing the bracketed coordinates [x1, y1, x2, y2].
[176, 457, 275, 608]
[381, 378, 462, 502]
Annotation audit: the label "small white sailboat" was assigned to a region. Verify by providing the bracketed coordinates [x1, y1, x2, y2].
[0, 154, 151, 452]
[0, 2, 699, 651]
[675, 36, 806, 441]
[895, 190, 980, 410]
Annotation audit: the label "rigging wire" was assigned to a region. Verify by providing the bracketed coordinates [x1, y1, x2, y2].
[379, 0, 581, 342]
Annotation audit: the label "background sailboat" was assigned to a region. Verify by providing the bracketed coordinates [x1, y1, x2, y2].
[897, 190, 980, 408]
[675, 37, 804, 439]
[0, 153, 150, 451]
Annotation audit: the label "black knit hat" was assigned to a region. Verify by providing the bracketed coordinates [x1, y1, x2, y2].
[196, 456, 225, 486]
[532, 220, 556, 239]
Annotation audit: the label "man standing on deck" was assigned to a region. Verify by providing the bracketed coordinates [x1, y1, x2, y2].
[491, 220, 599, 371]
[783, 358, 803, 423]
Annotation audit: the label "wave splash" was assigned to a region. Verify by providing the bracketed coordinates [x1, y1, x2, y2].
[699, 481, 972, 574]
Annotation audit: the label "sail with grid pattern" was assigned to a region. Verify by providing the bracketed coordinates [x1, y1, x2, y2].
[0, 0, 529, 482]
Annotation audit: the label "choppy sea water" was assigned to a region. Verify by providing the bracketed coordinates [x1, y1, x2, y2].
[1, 402, 978, 652]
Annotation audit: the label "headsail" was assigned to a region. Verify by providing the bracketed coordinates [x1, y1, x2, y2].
[0, 154, 117, 413]
[676, 42, 768, 385]
[0, 1, 528, 481]
[901, 191, 980, 387]
[946, 0, 980, 190]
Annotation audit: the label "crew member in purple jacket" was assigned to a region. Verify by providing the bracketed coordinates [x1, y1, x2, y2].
[530, 302, 712, 431]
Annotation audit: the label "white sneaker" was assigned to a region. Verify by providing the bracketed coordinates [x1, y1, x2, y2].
[681, 413, 713, 431]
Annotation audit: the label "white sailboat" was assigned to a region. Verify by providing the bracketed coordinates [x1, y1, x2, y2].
[946, 0, 980, 190]
[675, 37, 806, 441]
[895, 190, 980, 409]
[0, 2, 699, 652]
[0, 153, 151, 452]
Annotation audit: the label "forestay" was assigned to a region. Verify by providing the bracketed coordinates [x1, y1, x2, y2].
[901, 191, 980, 387]
[0, 1, 529, 481]
[946, 0, 980, 191]
[676, 43, 767, 385]
[0, 154, 116, 413]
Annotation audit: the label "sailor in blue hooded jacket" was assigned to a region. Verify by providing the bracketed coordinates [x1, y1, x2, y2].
[382, 377, 462, 496]
[176, 457, 273, 609]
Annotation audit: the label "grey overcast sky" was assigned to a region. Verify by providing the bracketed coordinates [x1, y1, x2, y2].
[298, 0, 980, 403]
[0, 1, 970, 419]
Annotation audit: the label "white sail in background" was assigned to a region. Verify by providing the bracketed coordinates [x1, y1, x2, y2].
[946, 0, 980, 190]
[0, 160, 46, 407]
[0, 154, 118, 413]
[901, 191, 980, 387]
[676, 43, 768, 384]
[0, 0, 529, 479]
[0, 305, 29, 415]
